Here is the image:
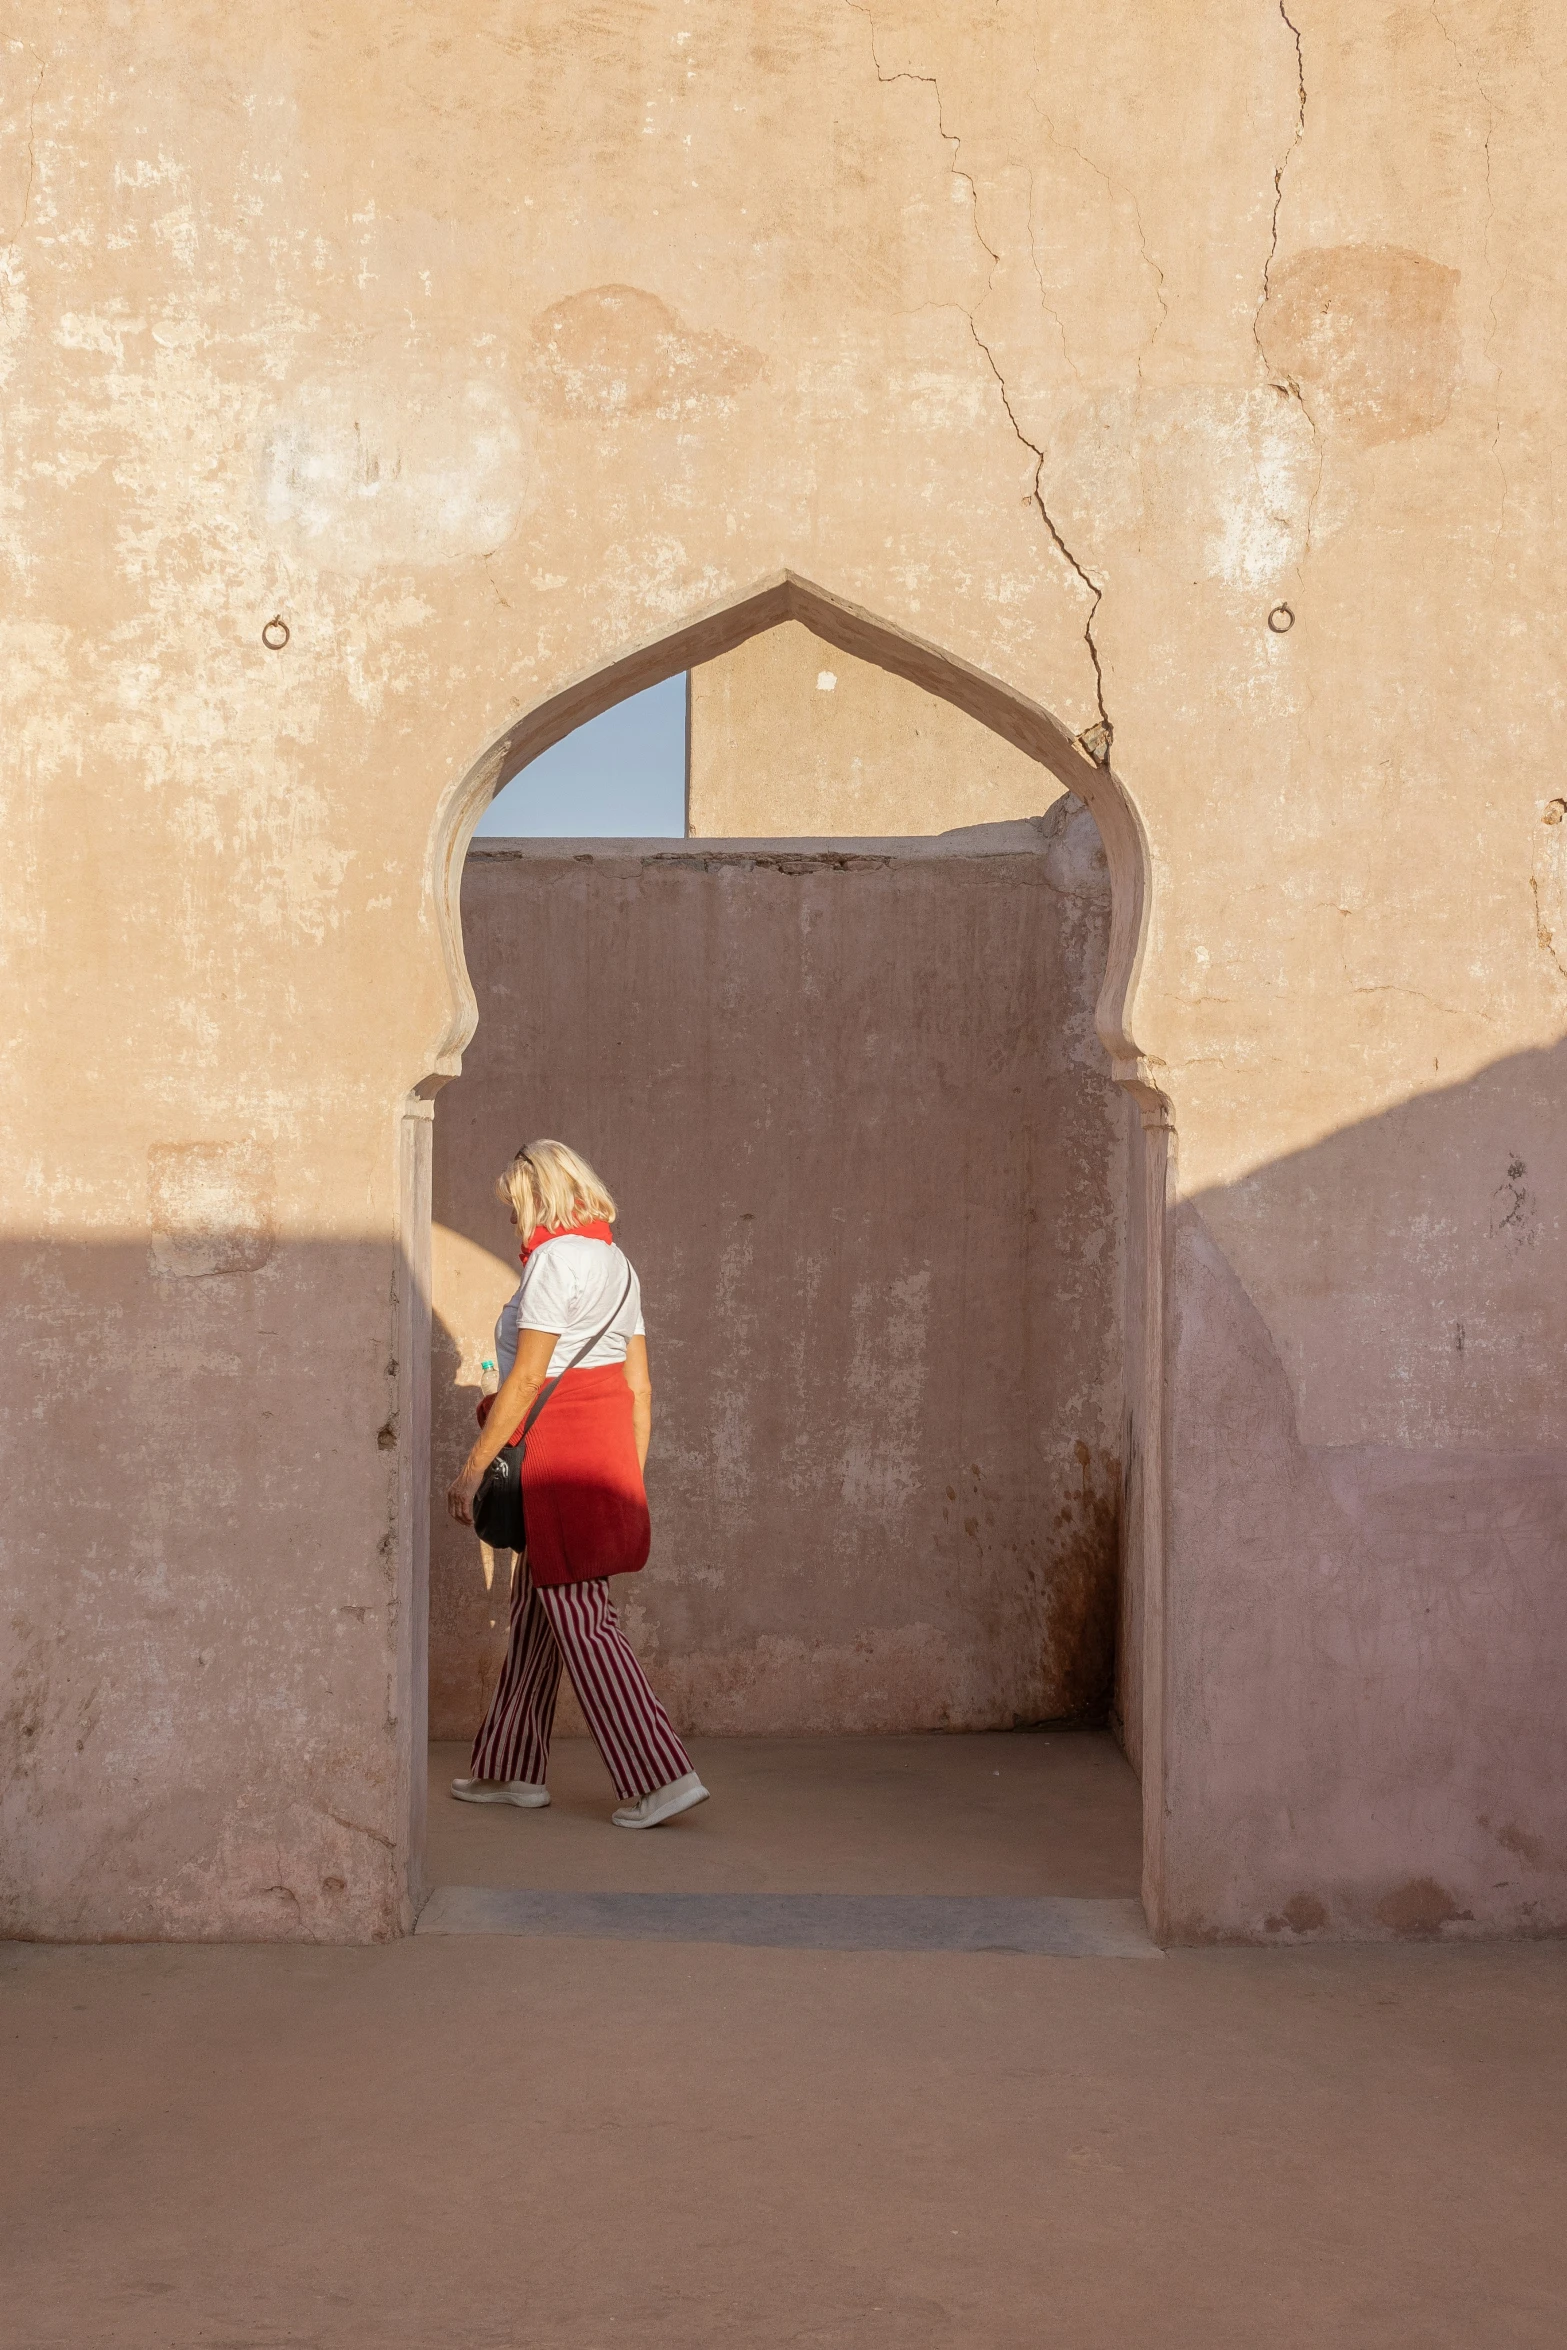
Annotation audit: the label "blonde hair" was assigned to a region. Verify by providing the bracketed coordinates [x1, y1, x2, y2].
[497, 1139, 617, 1243]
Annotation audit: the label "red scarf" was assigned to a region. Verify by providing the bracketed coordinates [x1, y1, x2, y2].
[520, 1217, 614, 1261]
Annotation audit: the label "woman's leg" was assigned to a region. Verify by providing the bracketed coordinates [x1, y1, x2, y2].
[469, 1553, 564, 1785]
[535, 1578, 693, 1801]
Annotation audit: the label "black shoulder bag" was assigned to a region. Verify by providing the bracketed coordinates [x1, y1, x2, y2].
[470, 1265, 633, 1552]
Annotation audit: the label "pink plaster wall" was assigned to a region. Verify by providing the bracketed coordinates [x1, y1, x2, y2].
[0, 1232, 414, 1942]
[429, 808, 1130, 1739]
[1163, 1042, 1567, 1940]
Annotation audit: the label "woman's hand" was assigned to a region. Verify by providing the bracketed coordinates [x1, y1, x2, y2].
[447, 1462, 484, 1526]
[447, 1329, 557, 1531]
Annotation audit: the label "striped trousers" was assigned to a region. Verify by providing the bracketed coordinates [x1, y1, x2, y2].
[470, 1557, 693, 1801]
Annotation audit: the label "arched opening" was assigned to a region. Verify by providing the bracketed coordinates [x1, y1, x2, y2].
[424, 577, 1160, 1102]
[403, 576, 1171, 1939]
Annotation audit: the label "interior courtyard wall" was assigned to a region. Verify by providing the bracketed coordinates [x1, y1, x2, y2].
[687, 619, 1066, 836]
[4, 1, 1565, 1940]
[430, 814, 1125, 1741]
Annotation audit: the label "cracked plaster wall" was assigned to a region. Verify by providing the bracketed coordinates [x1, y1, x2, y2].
[3, 0, 1566, 1940]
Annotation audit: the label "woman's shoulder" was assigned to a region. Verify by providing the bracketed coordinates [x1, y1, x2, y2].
[553, 1233, 629, 1267]
[522, 1234, 633, 1284]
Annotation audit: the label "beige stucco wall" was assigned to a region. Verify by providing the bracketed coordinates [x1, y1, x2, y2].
[689, 619, 1064, 835]
[4, 2, 1565, 1942]
[430, 815, 1125, 1743]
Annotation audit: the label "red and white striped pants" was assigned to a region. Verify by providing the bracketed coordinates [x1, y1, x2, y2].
[470, 1559, 693, 1801]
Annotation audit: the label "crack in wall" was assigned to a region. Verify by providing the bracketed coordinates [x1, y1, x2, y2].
[1023, 17, 1169, 383]
[1252, 1, 1321, 565]
[1256, 0, 1306, 339]
[1032, 98, 1169, 383]
[9, 52, 43, 240]
[847, 1, 1113, 756]
[318, 1805, 397, 1851]
[481, 551, 513, 613]
[846, 0, 991, 255]
[1023, 165, 1081, 382]
[1529, 874, 1567, 986]
[964, 315, 1112, 752]
[1124, 187, 1169, 374]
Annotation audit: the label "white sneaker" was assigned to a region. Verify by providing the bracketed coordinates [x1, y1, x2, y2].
[612, 1771, 709, 1830]
[449, 1777, 550, 1808]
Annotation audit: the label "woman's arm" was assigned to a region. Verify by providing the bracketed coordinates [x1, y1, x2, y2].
[623, 1334, 653, 1471]
[446, 1327, 558, 1525]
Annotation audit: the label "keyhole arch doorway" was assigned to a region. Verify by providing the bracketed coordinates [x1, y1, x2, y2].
[404, 570, 1175, 1935]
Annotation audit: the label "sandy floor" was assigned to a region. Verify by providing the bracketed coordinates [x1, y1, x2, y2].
[4, 1737, 1565, 2348]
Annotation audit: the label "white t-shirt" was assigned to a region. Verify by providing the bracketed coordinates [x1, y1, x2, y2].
[494, 1236, 645, 1383]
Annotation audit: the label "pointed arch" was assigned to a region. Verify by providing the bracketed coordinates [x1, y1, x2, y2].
[421, 572, 1167, 1124]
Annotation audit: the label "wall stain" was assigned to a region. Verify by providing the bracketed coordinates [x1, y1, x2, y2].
[1483, 1816, 1546, 1867]
[1374, 1876, 1473, 1937]
[1031, 1441, 1120, 1725]
[147, 1142, 275, 1279]
[1264, 1891, 1329, 1934]
[529, 285, 763, 421]
[1258, 242, 1460, 447]
[1531, 799, 1567, 984]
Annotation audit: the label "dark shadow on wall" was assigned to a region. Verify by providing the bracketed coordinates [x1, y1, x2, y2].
[0, 1232, 416, 1944]
[429, 805, 1131, 1743]
[1167, 1033, 1567, 1941]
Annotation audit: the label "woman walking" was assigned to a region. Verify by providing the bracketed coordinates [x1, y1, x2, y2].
[445, 1139, 708, 1829]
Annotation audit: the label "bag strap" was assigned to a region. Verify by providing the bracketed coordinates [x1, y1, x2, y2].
[516, 1261, 634, 1447]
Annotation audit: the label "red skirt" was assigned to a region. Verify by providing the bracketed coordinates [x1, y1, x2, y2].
[519, 1362, 651, 1587]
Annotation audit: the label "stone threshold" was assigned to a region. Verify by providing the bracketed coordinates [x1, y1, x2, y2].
[415, 1887, 1158, 1957]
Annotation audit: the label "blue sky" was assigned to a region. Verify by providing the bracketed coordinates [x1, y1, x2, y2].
[474, 672, 687, 837]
